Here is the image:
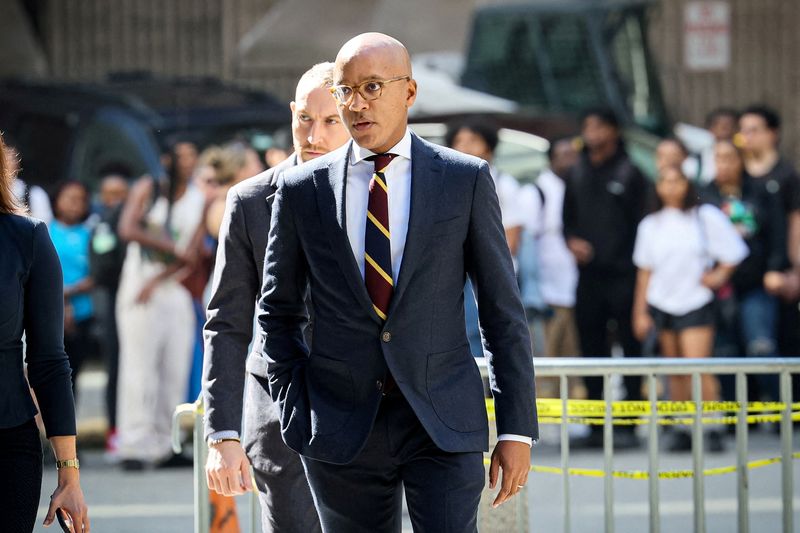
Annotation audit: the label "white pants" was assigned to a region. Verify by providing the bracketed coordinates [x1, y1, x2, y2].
[116, 277, 194, 462]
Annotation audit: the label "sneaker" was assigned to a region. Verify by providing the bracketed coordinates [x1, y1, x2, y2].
[104, 429, 120, 464]
[156, 453, 194, 469]
[121, 459, 146, 472]
[666, 431, 692, 452]
[706, 431, 725, 453]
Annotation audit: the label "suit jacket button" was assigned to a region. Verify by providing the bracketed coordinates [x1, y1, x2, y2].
[381, 331, 391, 343]
[376, 380, 383, 391]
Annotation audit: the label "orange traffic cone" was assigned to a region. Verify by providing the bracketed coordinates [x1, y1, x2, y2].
[209, 490, 240, 533]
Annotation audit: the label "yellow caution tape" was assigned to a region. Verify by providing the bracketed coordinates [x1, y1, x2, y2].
[483, 453, 800, 480]
[486, 399, 800, 425]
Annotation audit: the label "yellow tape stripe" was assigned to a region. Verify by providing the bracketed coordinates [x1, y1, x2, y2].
[486, 398, 800, 419]
[365, 253, 393, 286]
[372, 172, 388, 193]
[373, 304, 387, 321]
[533, 413, 800, 426]
[482, 453, 800, 479]
[367, 211, 391, 239]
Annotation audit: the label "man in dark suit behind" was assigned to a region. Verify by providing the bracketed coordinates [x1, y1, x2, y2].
[258, 33, 538, 532]
[201, 62, 350, 533]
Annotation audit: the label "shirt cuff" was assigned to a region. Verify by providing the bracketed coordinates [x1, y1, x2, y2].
[498, 434, 533, 447]
[208, 430, 240, 443]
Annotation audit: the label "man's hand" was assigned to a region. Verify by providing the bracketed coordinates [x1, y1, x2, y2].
[488, 440, 531, 509]
[566, 237, 594, 265]
[206, 441, 253, 497]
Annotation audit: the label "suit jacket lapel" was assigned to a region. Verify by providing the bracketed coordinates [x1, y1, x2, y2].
[388, 135, 444, 317]
[315, 143, 382, 325]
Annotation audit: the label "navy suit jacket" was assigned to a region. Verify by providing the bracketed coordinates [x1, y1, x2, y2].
[257, 133, 538, 464]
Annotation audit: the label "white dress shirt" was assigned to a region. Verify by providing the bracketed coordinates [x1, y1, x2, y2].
[347, 129, 532, 447]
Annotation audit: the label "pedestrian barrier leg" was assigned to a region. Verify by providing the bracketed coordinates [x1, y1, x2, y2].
[648, 373, 659, 533]
[603, 373, 614, 533]
[780, 371, 793, 533]
[692, 373, 705, 533]
[736, 372, 749, 533]
[560, 374, 571, 533]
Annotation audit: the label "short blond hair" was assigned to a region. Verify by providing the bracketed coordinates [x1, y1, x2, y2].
[295, 62, 335, 101]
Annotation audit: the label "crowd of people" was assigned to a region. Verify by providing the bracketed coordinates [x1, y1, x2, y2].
[467, 105, 799, 452]
[4, 98, 799, 468]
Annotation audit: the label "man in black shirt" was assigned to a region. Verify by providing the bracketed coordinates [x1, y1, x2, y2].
[740, 105, 800, 357]
[563, 108, 650, 448]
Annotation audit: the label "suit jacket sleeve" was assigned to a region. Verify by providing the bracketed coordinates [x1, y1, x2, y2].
[202, 187, 260, 438]
[257, 176, 310, 410]
[465, 162, 539, 440]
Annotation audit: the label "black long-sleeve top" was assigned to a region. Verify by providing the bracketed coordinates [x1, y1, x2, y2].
[700, 176, 788, 294]
[0, 214, 76, 436]
[563, 145, 651, 277]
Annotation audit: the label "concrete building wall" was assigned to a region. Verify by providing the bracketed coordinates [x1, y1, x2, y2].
[648, 0, 800, 161]
[35, 0, 800, 161]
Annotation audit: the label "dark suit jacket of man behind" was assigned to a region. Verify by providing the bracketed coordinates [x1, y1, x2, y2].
[258, 132, 538, 477]
[202, 154, 320, 533]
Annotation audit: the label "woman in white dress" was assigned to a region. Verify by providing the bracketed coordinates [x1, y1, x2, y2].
[115, 141, 206, 470]
[632, 165, 748, 452]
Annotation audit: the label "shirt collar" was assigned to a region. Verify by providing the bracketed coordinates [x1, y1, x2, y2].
[350, 128, 413, 166]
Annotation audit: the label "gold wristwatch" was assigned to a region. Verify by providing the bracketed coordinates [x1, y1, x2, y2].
[56, 458, 80, 470]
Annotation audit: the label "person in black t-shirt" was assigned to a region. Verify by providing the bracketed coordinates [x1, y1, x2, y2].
[740, 105, 800, 358]
[90, 169, 130, 459]
[563, 108, 651, 449]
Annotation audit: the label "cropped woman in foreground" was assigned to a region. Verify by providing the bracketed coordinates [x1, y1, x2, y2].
[0, 132, 89, 532]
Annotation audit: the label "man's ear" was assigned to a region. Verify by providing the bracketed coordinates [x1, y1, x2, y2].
[405, 79, 417, 108]
[290, 101, 296, 115]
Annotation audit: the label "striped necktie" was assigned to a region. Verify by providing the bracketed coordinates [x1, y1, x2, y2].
[364, 153, 397, 321]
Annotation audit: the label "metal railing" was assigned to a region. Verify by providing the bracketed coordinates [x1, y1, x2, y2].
[174, 357, 798, 533]
[475, 357, 799, 533]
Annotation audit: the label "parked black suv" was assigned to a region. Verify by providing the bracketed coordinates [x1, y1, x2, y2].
[0, 73, 290, 191]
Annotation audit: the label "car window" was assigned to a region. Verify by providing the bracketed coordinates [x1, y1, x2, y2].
[13, 114, 75, 190]
[71, 110, 159, 190]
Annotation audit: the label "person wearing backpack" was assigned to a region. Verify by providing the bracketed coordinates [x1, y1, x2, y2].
[518, 138, 581, 400]
[89, 169, 130, 460]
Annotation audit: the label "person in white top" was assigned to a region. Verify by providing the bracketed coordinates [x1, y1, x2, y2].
[518, 138, 582, 399]
[632, 165, 748, 452]
[446, 119, 525, 357]
[115, 141, 207, 470]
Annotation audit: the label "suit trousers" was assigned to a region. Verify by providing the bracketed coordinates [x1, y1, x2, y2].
[301, 389, 485, 533]
[244, 373, 321, 533]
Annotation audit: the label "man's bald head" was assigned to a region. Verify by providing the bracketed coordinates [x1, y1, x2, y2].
[334, 33, 412, 80]
[332, 33, 416, 154]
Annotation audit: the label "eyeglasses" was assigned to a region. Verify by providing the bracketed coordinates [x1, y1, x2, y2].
[329, 75, 410, 105]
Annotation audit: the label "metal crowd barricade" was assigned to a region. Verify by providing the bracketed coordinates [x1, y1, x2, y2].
[175, 357, 798, 533]
[475, 357, 799, 533]
[172, 397, 265, 533]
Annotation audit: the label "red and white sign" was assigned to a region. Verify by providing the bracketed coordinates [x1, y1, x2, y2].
[684, 1, 731, 71]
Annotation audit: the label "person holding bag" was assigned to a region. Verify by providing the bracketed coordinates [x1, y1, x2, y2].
[632, 164, 747, 452]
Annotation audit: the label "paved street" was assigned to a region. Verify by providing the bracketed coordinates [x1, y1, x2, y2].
[32, 369, 799, 532]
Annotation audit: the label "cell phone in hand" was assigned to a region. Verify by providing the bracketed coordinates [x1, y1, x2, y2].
[56, 508, 73, 532]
